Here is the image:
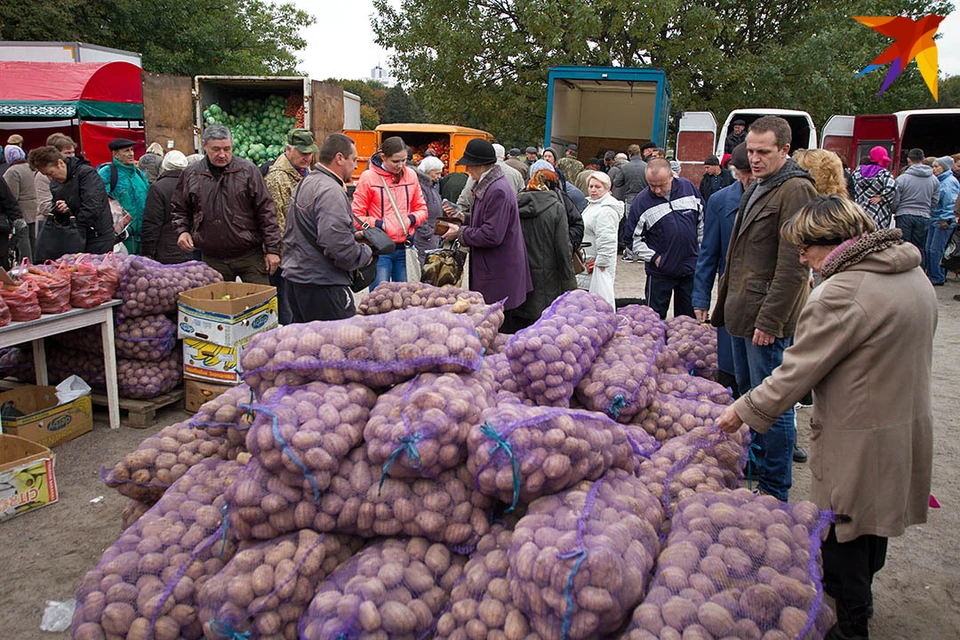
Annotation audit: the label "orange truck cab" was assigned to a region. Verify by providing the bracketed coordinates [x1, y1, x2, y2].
[821, 109, 960, 175]
[343, 123, 494, 183]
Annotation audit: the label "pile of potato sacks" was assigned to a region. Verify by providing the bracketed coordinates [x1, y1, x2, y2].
[78, 283, 835, 640]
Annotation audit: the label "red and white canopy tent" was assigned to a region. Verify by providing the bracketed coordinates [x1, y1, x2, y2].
[0, 61, 146, 165]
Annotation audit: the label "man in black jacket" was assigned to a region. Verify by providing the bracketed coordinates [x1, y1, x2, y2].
[724, 119, 747, 154]
[698, 155, 735, 204]
[0, 177, 22, 269]
[142, 151, 193, 264]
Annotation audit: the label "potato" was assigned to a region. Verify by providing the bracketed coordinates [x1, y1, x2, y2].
[241, 307, 486, 392]
[198, 530, 361, 638]
[503, 290, 618, 407]
[631, 393, 728, 443]
[72, 459, 242, 639]
[467, 405, 637, 509]
[365, 371, 497, 479]
[661, 316, 719, 380]
[55, 313, 178, 362]
[47, 349, 182, 400]
[300, 537, 467, 640]
[621, 490, 835, 639]
[108, 255, 222, 320]
[657, 373, 733, 405]
[574, 335, 661, 422]
[508, 470, 662, 639]
[616, 304, 667, 343]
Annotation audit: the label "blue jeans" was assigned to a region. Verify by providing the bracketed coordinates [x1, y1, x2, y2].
[370, 247, 407, 290]
[895, 215, 928, 259]
[924, 219, 955, 284]
[269, 268, 293, 326]
[731, 335, 796, 501]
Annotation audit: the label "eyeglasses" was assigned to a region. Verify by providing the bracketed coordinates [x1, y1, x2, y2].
[797, 244, 810, 256]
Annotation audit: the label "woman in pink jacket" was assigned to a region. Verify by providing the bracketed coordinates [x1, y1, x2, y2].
[352, 136, 429, 288]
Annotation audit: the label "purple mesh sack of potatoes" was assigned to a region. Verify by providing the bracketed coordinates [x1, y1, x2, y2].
[0, 346, 34, 382]
[657, 372, 733, 405]
[508, 469, 665, 640]
[504, 290, 618, 407]
[71, 459, 242, 640]
[116, 256, 222, 320]
[48, 349, 182, 399]
[197, 530, 362, 640]
[575, 335, 662, 422]
[466, 404, 639, 511]
[226, 448, 493, 550]
[485, 353, 533, 406]
[240, 306, 485, 392]
[188, 382, 256, 455]
[630, 393, 728, 443]
[616, 304, 667, 343]
[621, 489, 835, 640]
[663, 315, 719, 379]
[56, 313, 178, 362]
[365, 371, 498, 479]
[298, 536, 467, 640]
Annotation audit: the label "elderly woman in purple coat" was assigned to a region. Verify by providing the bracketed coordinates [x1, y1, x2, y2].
[441, 138, 532, 333]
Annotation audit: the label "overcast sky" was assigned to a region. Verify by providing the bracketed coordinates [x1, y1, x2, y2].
[297, 2, 960, 91]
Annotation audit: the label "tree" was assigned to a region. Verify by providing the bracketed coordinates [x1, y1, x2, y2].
[372, 0, 952, 143]
[0, 0, 314, 77]
[360, 104, 381, 130]
[331, 79, 389, 124]
[382, 85, 423, 123]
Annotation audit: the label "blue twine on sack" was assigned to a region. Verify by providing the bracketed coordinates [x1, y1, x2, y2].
[556, 548, 588, 640]
[219, 502, 229, 558]
[243, 387, 255, 422]
[608, 395, 627, 420]
[480, 421, 521, 512]
[208, 618, 251, 639]
[240, 403, 321, 503]
[379, 433, 424, 494]
[746, 442, 761, 490]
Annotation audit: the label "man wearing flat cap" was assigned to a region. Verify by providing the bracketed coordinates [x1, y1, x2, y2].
[556, 144, 584, 184]
[505, 148, 529, 181]
[724, 118, 747, 154]
[698, 154, 734, 205]
[264, 129, 318, 323]
[99, 137, 148, 253]
[440, 138, 532, 332]
[524, 146, 539, 167]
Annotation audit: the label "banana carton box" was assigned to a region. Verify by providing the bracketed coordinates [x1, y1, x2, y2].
[0, 434, 57, 522]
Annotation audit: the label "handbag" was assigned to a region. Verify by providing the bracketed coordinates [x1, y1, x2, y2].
[421, 241, 467, 287]
[34, 216, 85, 263]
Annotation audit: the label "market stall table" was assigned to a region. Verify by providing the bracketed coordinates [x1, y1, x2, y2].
[0, 300, 121, 429]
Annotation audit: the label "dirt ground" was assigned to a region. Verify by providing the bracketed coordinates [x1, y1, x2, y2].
[1, 263, 958, 639]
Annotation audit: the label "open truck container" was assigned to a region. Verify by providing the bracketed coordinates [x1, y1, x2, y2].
[544, 66, 671, 162]
[343, 123, 493, 183]
[821, 109, 960, 175]
[675, 107, 817, 183]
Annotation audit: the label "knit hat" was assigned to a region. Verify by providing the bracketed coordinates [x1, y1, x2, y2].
[161, 150, 188, 171]
[4, 145, 25, 164]
[704, 155, 720, 166]
[720, 153, 733, 167]
[543, 146, 559, 161]
[869, 146, 891, 169]
[730, 143, 750, 171]
[669, 159, 682, 176]
[936, 155, 955, 172]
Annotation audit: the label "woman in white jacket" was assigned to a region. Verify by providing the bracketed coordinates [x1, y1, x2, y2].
[577, 171, 623, 308]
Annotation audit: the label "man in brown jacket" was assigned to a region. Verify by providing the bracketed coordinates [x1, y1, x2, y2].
[713, 115, 818, 501]
[172, 125, 281, 284]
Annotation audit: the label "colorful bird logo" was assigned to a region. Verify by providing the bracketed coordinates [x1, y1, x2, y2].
[854, 14, 944, 101]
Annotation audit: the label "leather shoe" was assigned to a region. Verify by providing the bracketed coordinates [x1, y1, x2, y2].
[793, 444, 808, 463]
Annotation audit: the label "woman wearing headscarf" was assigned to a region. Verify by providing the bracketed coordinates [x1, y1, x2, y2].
[142, 151, 193, 264]
[138, 142, 166, 184]
[717, 196, 935, 640]
[2, 145, 37, 260]
[414, 155, 444, 267]
[513, 167, 576, 328]
[529, 159, 583, 252]
[576, 170, 623, 308]
[852, 146, 896, 228]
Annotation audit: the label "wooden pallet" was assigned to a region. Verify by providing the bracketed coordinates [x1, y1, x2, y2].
[0, 379, 184, 428]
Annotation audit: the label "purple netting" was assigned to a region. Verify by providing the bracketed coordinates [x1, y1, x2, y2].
[504, 290, 618, 407]
[0, 346, 34, 381]
[243, 382, 377, 496]
[56, 313, 178, 362]
[197, 530, 362, 639]
[657, 372, 733, 405]
[630, 393, 728, 443]
[365, 371, 498, 480]
[616, 304, 667, 343]
[434, 525, 544, 640]
[622, 489, 835, 640]
[357, 281, 505, 350]
[47, 349, 183, 399]
[115, 256, 223, 320]
[663, 316, 719, 379]
[575, 335, 662, 422]
[102, 419, 245, 502]
[121, 498, 153, 531]
[189, 382, 256, 442]
[484, 353, 534, 407]
[637, 426, 751, 534]
[72, 458, 242, 640]
[299, 537, 467, 640]
[508, 469, 664, 639]
[226, 448, 494, 549]
[485, 332, 510, 356]
[240, 307, 485, 393]
[466, 404, 637, 510]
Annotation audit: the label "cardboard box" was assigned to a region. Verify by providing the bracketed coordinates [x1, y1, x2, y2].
[0, 434, 58, 522]
[185, 378, 238, 413]
[182, 336, 254, 384]
[178, 283, 278, 348]
[0, 386, 93, 448]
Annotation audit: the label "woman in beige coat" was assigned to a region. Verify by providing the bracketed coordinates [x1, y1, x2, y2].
[718, 195, 936, 640]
